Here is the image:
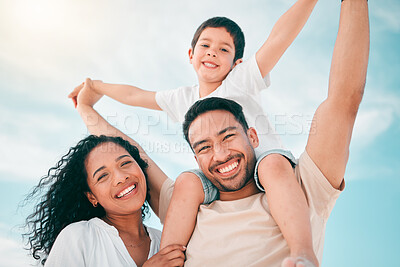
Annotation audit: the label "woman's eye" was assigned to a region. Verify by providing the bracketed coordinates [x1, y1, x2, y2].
[97, 173, 108, 181]
[121, 161, 132, 167]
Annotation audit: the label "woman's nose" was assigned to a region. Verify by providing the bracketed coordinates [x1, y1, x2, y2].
[113, 170, 128, 186]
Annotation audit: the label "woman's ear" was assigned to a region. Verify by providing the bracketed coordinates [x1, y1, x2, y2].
[85, 192, 98, 207]
[247, 127, 259, 149]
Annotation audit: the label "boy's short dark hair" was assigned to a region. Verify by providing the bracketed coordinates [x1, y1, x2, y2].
[183, 97, 249, 145]
[191, 17, 245, 62]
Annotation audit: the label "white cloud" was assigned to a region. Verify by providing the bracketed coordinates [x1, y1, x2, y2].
[373, 4, 400, 33]
[0, 235, 34, 267]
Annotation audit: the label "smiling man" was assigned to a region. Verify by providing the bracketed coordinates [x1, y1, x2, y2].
[157, 1, 370, 266]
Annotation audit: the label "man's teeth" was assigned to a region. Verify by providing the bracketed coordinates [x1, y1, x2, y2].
[117, 184, 136, 198]
[204, 62, 216, 67]
[218, 161, 238, 174]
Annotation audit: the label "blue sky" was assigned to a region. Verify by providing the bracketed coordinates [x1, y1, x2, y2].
[0, 0, 399, 266]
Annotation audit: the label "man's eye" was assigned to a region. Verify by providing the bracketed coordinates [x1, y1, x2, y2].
[198, 146, 211, 153]
[223, 134, 234, 141]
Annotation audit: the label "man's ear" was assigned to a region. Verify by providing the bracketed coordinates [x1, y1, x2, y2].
[85, 192, 98, 207]
[232, 58, 243, 68]
[188, 48, 194, 64]
[247, 127, 259, 149]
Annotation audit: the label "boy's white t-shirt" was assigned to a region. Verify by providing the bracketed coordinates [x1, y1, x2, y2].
[44, 217, 161, 267]
[155, 54, 284, 154]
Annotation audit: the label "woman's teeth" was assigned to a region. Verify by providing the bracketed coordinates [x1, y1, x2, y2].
[117, 184, 136, 198]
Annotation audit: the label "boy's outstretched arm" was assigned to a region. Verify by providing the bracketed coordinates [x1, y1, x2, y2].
[69, 78, 162, 110]
[256, 0, 318, 77]
[74, 87, 167, 215]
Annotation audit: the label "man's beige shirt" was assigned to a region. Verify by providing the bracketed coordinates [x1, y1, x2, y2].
[159, 151, 343, 267]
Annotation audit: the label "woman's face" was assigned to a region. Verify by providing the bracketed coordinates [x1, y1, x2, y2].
[85, 142, 147, 217]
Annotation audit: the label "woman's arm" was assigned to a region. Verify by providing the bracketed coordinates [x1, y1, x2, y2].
[75, 86, 168, 215]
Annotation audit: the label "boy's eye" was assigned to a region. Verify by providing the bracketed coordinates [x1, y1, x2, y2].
[201, 44, 209, 48]
[221, 48, 228, 52]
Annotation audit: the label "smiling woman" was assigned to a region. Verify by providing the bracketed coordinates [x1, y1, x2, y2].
[22, 135, 185, 267]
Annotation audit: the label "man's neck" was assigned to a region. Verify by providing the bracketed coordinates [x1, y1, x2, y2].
[219, 179, 262, 201]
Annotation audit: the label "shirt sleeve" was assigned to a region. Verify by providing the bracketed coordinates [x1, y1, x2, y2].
[44, 224, 86, 266]
[297, 151, 344, 220]
[225, 54, 271, 96]
[155, 87, 196, 123]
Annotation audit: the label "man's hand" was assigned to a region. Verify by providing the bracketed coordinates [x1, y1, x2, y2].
[68, 78, 101, 108]
[142, 244, 186, 267]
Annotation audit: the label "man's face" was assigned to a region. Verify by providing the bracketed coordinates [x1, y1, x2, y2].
[188, 110, 259, 193]
[189, 27, 242, 85]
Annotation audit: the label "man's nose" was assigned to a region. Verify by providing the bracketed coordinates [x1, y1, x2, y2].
[212, 143, 229, 161]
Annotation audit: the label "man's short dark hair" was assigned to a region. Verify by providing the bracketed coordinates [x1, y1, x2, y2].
[191, 17, 245, 62]
[183, 97, 249, 145]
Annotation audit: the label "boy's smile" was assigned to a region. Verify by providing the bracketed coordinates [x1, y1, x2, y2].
[189, 27, 242, 90]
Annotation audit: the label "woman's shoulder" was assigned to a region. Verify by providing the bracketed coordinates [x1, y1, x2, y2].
[59, 218, 109, 239]
[146, 226, 162, 242]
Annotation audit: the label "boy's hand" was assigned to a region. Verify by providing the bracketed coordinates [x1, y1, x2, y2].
[68, 78, 100, 108]
[73, 78, 103, 108]
[142, 244, 186, 267]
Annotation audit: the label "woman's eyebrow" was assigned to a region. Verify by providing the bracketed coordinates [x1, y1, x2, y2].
[115, 155, 130, 162]
[93, 166, 105, 178]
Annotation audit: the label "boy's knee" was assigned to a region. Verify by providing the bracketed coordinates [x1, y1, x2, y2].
[258, 154, 294, 179]
[174, 172, 204, 196]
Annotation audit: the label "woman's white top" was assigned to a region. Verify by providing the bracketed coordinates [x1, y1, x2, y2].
[45, 217, 161, 267]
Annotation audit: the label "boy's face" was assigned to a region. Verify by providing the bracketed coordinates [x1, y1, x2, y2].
[189, 27, 242, 85]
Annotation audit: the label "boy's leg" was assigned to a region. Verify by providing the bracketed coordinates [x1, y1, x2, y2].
[258, 154, 318, 267]
[306, 0, 369, 189]
[160, 172, 206, 249]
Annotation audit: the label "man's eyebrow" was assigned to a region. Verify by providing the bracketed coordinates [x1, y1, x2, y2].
[192, 126, 238, 150]
[218, 126, 237, 136]
[92, 155, 130, 178]
[192, 140, 208, 150]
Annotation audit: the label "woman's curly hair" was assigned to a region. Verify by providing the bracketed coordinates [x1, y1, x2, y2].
[23, 135, 150, 265]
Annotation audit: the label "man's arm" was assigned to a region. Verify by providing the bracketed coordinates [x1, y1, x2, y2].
[75, 87, 167, 215]
[69, 78, 162, 110]
[256, 0, 318, 77]
[306, 0, 369, 189]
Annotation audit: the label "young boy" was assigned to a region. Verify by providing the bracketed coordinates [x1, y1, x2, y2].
[70, 0, 319, 265]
